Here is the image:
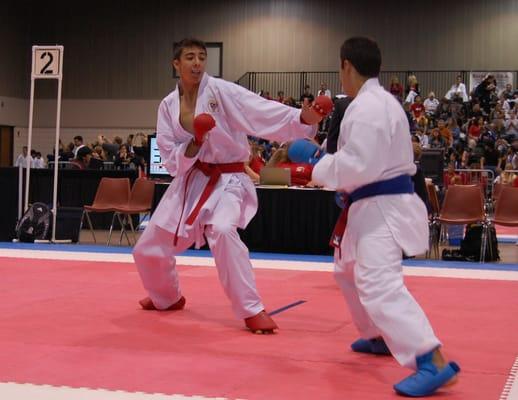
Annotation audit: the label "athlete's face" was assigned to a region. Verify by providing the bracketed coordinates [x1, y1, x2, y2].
[173, 46, 207, 85]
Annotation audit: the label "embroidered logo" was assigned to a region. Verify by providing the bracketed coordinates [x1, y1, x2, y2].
[208, 98, 219, 112]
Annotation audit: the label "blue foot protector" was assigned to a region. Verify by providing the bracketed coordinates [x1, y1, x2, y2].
[351, 338, 391, 355]
[393, 350, 460, 397]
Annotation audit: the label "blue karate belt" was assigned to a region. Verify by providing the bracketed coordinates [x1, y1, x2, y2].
[330, 174, 415, 253]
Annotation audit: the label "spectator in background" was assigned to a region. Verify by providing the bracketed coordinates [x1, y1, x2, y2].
[423, 92, 439, 116]
[404, 74, 419, 104]
[468, 116, 484, 145]
[99, 135, 123, 161]
[389, 75, 403, 102]
[415, 125, 429, 148]
[445, 75, 469, 103]
[72, 135, 85, 158]
[114, 144, 136, 169]
[474, 75, 496, 114]
[445, 162, 462, 186]
[481, 140, 500, 173]
[92, 145, 107, 161]
[70, 146, 92, 170]
[318, 82, 332, 98]
[429, 128, 446, 149]
[276, 91, 285, 103]
[31, 152, 45, 168]
[14, 146, 28, 168]
[437, 119, 453, 147]
[282, 96, 297, 107]
[410, 95, 425, 120]
[435, 99, 452, 121]
[300, 85, 314, 106]
[499, 83, 514, 101]
[448, 118, 462, 145]
[494, 163, 517, 184]
[503, 93, 517, 115]
[267, 144, 315, 186]
[132, 132, 149, 166]
[505, 110, 518, 137]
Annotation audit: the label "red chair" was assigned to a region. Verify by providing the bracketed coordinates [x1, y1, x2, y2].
[425, 182, 441, 259]
[436, 185, 490, 262]
[111, 177, 155, 245]
[81, 178, 131, 244]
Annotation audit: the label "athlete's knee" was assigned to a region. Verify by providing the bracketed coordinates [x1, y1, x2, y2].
[206, 222, 236, 239]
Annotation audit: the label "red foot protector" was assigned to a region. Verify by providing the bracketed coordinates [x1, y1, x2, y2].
[313, 95, 334, 117]
[139, 296, 186, 311]
[244, 310, 278, 334]
[193, 113, 216, 145]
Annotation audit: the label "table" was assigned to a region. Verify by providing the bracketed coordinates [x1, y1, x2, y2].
[153, 183, 341, 255]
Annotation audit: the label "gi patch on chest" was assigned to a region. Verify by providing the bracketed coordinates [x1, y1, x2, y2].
[208, 98, 219, 112]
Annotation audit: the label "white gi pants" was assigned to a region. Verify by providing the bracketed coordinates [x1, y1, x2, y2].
[335, 199, 441, 369]
[133, 181, 265, 320]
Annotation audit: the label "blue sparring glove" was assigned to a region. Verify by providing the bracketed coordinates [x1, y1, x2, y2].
[287, 139, 326, 165]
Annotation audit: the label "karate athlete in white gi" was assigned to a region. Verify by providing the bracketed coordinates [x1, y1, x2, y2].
[133, 38, 328, 334]
[289, 37, 460, 397]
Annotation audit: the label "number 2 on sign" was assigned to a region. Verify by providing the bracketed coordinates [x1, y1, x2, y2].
[40, 52, 54, 74]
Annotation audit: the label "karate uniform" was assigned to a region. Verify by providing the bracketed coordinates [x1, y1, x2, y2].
[312, 78, 440, 369]
[445, 83, 469, 102]
[134, 73, 314, 319]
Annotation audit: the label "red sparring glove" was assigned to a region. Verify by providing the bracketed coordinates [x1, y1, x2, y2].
[193, 113, 216, 146]
[313, 95, 334, 117]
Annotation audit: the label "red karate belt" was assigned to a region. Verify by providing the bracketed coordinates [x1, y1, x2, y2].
[329, 193, 349, 258]
[174, 160, 245, 245]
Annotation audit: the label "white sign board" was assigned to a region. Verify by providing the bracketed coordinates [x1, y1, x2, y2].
[33, 46, 63, 78]
[469, 71, 514, 93]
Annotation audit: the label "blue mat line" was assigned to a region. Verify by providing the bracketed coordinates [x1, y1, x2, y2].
[1, 241, 517, 271]
[268, 300, 307, 316]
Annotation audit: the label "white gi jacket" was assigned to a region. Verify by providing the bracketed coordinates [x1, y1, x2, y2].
[312, 78, 429, 260]
[445, 83, 469, 102]
[153, 73, 314, 245]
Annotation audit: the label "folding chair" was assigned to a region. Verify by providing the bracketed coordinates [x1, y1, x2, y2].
[111, 177, 155, 245]
[81, 177, 131, 244]
[436, 184, 489, 262]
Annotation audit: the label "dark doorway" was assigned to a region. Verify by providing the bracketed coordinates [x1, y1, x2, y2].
[0, 126, 14, 167]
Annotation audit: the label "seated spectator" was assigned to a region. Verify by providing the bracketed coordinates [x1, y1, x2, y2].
[448, 118, 462, 145]
[114, 144, 137, 169]
[445, 162, 462, 186]
[503, 93, 517, 115]
[437, 119, 453, 147]
[276, 91, 285, 103]
[434, 99, 452, 121]
[389, 75, 403, 102]
[282, 96, 297, 107]
[481, 140, 500, 172]
[299, 85, 314, 106]
[494, 163, 517, 185]
[505, 110, 518, 137]
[468, 116, 484, 146]
[99, 135, 123, 161]
[410, 95, 425, 120]
[249, 141, 265, 175]
[70, 146, 93, 170]
[318, 82, 332, 98]
[429, 128, 446, 149]
[499, 83, 514, 101]
[423, 92, 440, 115]
[92, 145, 107, 161]
[415, 126, 429, 148]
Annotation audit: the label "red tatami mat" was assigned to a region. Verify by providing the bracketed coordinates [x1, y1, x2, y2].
[0, 256, 517, 399]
